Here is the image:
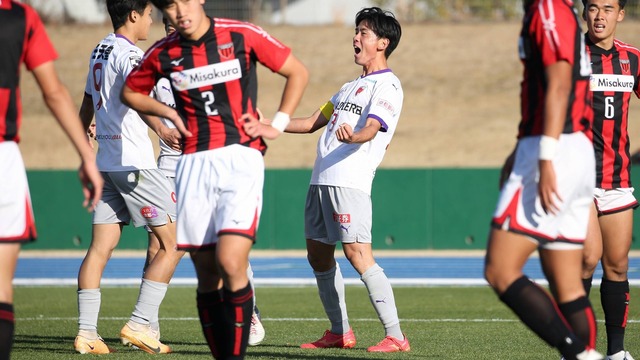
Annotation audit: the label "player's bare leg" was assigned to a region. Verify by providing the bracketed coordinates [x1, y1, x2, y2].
[582, 204, 603, 294]
[485, 228, 594, 359]
[0, 243, 20, 359]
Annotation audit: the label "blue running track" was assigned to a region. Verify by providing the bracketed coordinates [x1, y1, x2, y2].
[14, 254, 640, 286]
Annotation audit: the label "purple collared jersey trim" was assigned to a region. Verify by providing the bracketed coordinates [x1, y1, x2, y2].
[369, 114, 388, 132]
[115, 33, 135, 45]
[362, 68, 392, 77]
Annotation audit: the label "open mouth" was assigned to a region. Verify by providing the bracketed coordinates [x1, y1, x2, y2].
[354, 47, 361, 55]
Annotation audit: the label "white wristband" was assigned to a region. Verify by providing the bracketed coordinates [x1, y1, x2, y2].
[271, 111, 290, 133]
[539, 135, 558, 160]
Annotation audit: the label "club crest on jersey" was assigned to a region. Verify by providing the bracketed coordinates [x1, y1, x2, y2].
[620, 59, 631, 74]
[170, 59, 242, 91]
[333, 213, 351, 224]
[355, 86, 366, 96]
[218, 42, 234, 60]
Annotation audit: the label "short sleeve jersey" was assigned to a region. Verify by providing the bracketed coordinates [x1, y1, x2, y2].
[153, 77, 180, 177]
[126, 17, 291, 155]
[0, 1, 57, 143]
[587, 36, 640, 189]
[310, 69, 403, 195]
[518, 0, 592, 138]
[84, 33, 156, 171]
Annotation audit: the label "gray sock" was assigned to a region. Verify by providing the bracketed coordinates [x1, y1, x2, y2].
[361, 263, 403, 340]
[78, 288, 101, 332]
[130, 279, 168, 325]
[314, 263, 350, 334]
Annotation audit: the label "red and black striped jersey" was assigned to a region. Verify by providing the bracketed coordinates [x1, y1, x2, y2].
[0, 0, 57, 143]
[127, 17, 291, 155]
[517, 0, 592, 139]
[587, 36, 640, 189]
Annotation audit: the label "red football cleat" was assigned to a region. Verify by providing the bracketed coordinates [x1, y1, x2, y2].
[367, 334, 410, 352]
[300, 328, 356, 349]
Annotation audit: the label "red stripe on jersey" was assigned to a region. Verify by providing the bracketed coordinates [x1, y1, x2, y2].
[601, 119, 615, 189]
[518, 0, 591, 139]
[0, 88, 8, 137]
[617, 51, 631, 187]
[589, 37, 639, 188]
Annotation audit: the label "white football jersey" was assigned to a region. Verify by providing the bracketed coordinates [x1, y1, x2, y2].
[152, 77, 180, 178]
[311, 69, 403, 195]
[84, 33, 156, 171]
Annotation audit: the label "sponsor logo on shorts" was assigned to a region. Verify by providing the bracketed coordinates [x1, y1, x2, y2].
[333, 213, 351, 223]
[171, 192, 176, 203]
[340, 224, 351, 234]
[140, 206, 159, 219]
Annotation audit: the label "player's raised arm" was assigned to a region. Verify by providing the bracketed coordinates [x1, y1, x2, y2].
[32, 61, 103, 211]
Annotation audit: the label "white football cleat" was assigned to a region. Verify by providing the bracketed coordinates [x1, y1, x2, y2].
[248, 312, 265, 346]
[606, 351, 635, 360]
[576, 349, 604, 360]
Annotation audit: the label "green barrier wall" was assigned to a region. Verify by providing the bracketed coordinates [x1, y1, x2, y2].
[24, 168, 640, 250]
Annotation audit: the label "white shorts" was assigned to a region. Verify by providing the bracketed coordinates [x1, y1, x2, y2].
[0, 142, 36, 242]
[593, 187, 638, 215]
[304, 185, 372, 245]
[93, 169, 177, 227]
[492, 132, 595, 250]
[175, 145, 264, 250]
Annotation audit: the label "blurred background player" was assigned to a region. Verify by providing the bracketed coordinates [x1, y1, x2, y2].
[134, 15, 266, 346]
[74, 0, 188, 354]
[581, 1, 640, 359]
[0, 1, 103, 359]
[276, 7, 409, 353]
[123, 0, 308, 358]
[484, 1, 602, 360]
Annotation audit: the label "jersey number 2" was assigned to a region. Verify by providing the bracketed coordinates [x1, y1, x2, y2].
[202, 91, 219, 116]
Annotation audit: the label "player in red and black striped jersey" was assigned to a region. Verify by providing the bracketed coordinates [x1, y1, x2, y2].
[485, 1, 602, 359]
[0, 1, 103, 358]
[581, 1, 639, 359]
[123, 0, 308, 358]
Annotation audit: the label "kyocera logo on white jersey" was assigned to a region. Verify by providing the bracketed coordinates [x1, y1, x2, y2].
[170, 59, 241, 91]
[590, 74, 635, 93]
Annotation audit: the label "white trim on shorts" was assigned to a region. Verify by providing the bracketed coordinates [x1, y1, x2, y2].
[593, 187, 638, 215]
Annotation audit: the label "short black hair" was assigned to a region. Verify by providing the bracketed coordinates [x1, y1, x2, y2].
[150, 0, 173, 10]
[107, 0, 150, 31]
[355, 7, 401, 58]
[582, 0, 626, 9]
